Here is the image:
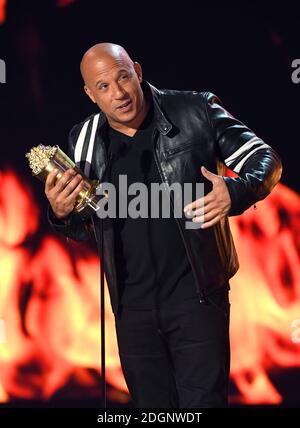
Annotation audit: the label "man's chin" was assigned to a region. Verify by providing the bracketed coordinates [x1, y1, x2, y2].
[115, 110, 137, 124]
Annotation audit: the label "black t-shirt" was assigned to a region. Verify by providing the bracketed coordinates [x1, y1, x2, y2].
[107, 105, 196, 309]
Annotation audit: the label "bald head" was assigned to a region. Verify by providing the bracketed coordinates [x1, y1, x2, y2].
[80, 43, 133, 83]
[79, 42, 146, 134]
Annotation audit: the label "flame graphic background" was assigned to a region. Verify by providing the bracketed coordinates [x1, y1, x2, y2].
[0, 170, 299, 405]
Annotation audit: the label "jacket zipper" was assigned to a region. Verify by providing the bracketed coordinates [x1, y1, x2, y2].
[152, 128, 204, 299]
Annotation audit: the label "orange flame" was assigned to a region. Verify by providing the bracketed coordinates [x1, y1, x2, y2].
[0, 170, 299, 405]
[0, 171, 127, 403]
[0, 0, 6, 25]
[229, 184, 300, 404]
[0, 0, 77, 25]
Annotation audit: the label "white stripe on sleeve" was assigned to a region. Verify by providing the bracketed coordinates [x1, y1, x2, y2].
[233, 144, 270, 173]
[224, 136, 266, 167]
[84, 113, 100, 177]
[74, 119, 90, 165]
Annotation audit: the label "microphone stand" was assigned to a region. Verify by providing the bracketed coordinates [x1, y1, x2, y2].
[91, 152, 113, 409]
[100, 214, 106, 409]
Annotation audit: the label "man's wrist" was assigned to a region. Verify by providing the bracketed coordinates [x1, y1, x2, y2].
[48, 206, 72, 226]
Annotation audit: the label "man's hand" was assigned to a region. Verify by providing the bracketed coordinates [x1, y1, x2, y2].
[184, 166, 231, 229]
[45, 168, 84, 220]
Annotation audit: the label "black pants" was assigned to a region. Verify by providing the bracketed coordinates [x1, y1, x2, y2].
[114, 287, 230, 408]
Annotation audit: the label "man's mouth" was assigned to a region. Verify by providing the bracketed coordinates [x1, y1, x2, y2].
[117, 100, 132, 110]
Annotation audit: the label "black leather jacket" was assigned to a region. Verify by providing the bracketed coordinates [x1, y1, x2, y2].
[49, 81, 282, 314]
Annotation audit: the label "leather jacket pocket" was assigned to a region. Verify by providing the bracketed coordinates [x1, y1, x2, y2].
[165, 140, 199, 158]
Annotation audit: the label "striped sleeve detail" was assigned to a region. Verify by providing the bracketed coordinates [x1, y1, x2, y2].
[84, 113, 100, 177]
[224, 136, 271, 173]
[74, 119, 90, 165]
[73, 113, 100, 177]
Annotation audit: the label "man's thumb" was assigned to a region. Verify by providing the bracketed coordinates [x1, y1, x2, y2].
[201, 165, 216, 181]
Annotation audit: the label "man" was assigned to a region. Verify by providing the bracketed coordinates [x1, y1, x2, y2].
[46, 43, 282, 408]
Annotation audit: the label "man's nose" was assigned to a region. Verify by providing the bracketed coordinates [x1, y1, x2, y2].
[112, 82, 126, 99]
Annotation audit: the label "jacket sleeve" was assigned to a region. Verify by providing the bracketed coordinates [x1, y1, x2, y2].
[47, 124, 93, 242]
[204, 92, 283, 216]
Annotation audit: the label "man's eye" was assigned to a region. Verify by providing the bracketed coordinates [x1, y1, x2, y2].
[99, 84, 108, 90]
[120, 75, 128, 80]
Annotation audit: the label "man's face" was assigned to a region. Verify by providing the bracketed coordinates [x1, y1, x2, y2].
[83, 56, 144, 128]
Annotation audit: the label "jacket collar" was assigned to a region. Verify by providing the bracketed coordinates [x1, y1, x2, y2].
[96, 80, 172, 136]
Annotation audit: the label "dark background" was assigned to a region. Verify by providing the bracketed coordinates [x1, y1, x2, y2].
[0, 1, 299, 195]
[0, 0, 299, 408]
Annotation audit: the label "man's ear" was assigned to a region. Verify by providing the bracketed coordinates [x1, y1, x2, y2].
[133, 62, 143, 82]
[84, 85, 97, 104]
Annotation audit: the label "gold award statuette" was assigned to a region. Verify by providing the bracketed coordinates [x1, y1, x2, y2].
[26, 144, 105, 220]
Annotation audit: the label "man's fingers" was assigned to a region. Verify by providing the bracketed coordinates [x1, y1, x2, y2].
[184, 192, 214, 214]
[184, 198, 201, 212]
[191, 202, 214, 217]
[192, 209, 219, 224]
[60, 174, 83, 199]
[65, 179, 84, 203]
[55, 169, 77, 193]
[200, 215, 221, 229]
[46, 168, 76, 196]
[65, 180, 84, 205]
[45, 169, 59, 193]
